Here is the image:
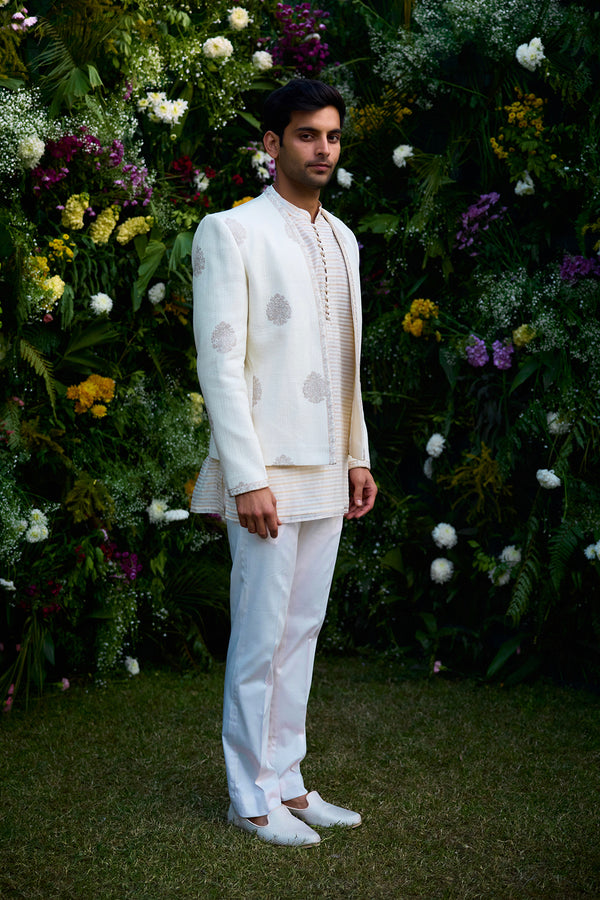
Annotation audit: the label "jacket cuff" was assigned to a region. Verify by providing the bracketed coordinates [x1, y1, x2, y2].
[228, 477, 270, 497]
[348, 457, 370, 470]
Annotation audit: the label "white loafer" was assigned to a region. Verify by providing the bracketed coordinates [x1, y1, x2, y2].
[286, 791, 362, 828]
[227, 803, 321, 847]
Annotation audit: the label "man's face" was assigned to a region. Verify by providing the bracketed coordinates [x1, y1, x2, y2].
[267, 105, 342, 193]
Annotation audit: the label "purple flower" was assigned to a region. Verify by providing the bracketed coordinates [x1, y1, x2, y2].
[466, 335, 489, 367]
[492, 339, 514, 370]
[456, 193, 507, 256]
[559, 254, 600, 284]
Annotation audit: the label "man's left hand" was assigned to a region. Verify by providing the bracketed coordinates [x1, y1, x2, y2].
[345, 467, 377, 519]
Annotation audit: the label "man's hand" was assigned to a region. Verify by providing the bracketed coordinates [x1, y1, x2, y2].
[345, 467, 377, 519]
[235, 487, 281, 539]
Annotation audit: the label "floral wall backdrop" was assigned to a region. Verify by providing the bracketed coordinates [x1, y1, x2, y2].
[1, 0, 599, 708]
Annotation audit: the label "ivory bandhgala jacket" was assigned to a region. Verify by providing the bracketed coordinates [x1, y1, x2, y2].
[191, 185, 370, 497]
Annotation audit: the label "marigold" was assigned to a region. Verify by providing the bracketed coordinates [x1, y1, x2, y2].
[67, 374, 115, 415]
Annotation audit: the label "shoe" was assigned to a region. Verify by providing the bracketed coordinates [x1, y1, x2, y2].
[286, 791, 362, 828]
[227, 802, 321, 847]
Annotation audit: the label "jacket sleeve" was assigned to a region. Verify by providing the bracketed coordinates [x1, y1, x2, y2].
[192, 214, 269, 496]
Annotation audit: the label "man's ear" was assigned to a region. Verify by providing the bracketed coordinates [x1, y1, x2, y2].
[263, 130, 280, 160]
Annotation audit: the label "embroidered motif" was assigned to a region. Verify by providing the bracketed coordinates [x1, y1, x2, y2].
[225, 218, 247, 244]
[266, 293, 291, 326]
[303, 371, 327, 403]
[229, 479, 269, 496]
[192, 244, 206, 277]
[252, 376, 262, 406]
[272, 454, 294, 465]
[211, 321, 236, 353]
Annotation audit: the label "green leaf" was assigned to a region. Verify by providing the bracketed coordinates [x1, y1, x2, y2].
[509, 357, 540, 394]
[169, 231, 194, 273]
[357, 213, 400, 235]
[43, 633, 55, 666]
[486, 634, 524, 678]
[133, 240, 166, 310]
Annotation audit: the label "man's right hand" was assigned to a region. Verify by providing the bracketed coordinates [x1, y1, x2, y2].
[235, 487, 281, 539]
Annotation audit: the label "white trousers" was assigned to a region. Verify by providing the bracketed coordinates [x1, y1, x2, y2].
[223, 516, 343, 818]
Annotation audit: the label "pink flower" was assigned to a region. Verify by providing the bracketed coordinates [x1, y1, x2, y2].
[61, 677, 70, 691]
[3, 697, 13, 712]
[433, 660, 442, 674]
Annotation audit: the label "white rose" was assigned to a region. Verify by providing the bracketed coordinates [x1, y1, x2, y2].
[430, 558, 454, 584]
[392, 144, 414, 168]
[336, 168, 353, 189]
[228, 7, 252, 30]
[252, 50, 273, 72]
[203, 36, 234, 60]
[536, 468, 561, 489]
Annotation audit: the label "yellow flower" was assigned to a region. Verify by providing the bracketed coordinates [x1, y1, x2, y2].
[61, 193, 90, 230]
[67, 375, 116, 415]
[512, 324, 536, 347]
[231, 197, 254, 207]
[115, 215, 154, 245]
[43, 274, 66, 300]
[89, 206, 120, 244]
[90, 404, 107, 418]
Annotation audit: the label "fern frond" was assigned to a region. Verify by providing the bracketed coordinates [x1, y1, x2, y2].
[548, 519, 583, 592]
[506, 514, 541, 624]
[19, 338, 56, 414]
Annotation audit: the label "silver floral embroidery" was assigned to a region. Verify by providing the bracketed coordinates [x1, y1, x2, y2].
[229, 479, 269, 496]
[266, 293, 291, 326]
[303, 371, 327, 403]
[211, 321, 236, 353]
[192, 244, 206, 277]
[252, 376, 262, 406]
[272, 454, 294, 465]
[225, 218, 247, 244]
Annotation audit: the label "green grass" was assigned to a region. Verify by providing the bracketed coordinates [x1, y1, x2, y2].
[1, 657, 599, 899]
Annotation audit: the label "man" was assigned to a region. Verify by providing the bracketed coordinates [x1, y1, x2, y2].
[191, 79, 377, 847]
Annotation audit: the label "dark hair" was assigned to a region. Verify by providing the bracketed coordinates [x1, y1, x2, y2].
[262, 79, 346, 143]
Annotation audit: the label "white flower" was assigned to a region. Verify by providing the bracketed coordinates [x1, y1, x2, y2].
[423, 457, 434, 479]
[430, 557, 454, 584]
[147, 499, 168, 523]
[17, 135, 45, 169]
[25, 523, 49, 543]
[90, 292, 113, 315]
[584, 544, 598, 560]
[336, 168, 353, 189]
[536, 468, 561, 489]
[499, 545, 521, 566]
[140, 92, 188, 126]
[392, 144, 414, 168]
[547, 411, 570, 435]
[164, 509, 189, 522]
[515, 171, 535, 196]
[194, 173, 210, 192]
[228, 7, 252, 30]
[124, 656, 140, 676]
[30, 508, 48, 526]
[148, 282, 166, 305]
[0, 578, 16, 591]
[426, 433, 446, 458]
[432, 522, 457, 550]
[203, 36, 234, 60]
[489, 566, 511, 587]
[252, 50, 273, 72]
[516, 37, 545, 72]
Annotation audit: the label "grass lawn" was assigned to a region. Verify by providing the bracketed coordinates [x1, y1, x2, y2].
[0, 656, 598, 899]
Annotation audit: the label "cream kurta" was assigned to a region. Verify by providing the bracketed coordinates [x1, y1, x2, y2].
[193, 191, 365, 522]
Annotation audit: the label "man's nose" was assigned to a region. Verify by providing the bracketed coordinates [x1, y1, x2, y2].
[315, 137, 330, 155]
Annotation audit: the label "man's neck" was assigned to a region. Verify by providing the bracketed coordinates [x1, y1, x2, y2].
[273, 182, 321, 223]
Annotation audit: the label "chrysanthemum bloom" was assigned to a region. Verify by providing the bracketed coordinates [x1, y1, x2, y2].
[536, 468, 561, 489]
[336, 168, 353, 188]
[252, 50, 273, 71]
[124, 656, 140, 675]
[432, 522, 458, 549]
[147, 499, 168, 523]
[547, 412, 570, 435]
[426, 433, 445, 458]
[515, 171, 535, 196]
[148, 282, 166, 305]
[500, 545, 521, 566]
[516, 37, 545, 72]
[203, 36, 234, 59]
[90, 292, 113, 315]
[392, 144, 414, 168]
[430, 558, 454, 584]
